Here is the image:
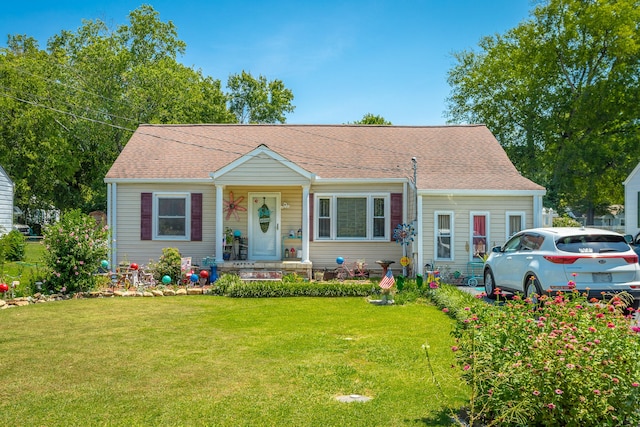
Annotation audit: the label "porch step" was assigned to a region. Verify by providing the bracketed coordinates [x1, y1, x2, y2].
[239, 270, 283, 281]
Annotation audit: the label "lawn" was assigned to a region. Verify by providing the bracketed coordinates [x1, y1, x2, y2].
[0, 296, 467, 426]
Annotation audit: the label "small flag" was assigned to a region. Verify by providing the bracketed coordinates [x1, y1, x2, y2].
[379, 269, 395, 290]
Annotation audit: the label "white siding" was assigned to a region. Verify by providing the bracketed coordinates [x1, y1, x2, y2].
[624, 164, 640, 236]
[420, 195, 535, 274]
[0, 166, 13, 235]
[216, 154, 309, 186]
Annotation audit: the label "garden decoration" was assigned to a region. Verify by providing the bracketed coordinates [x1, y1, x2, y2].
[101, 260, 109, 269]
[130, 263, 139, 270]
[223, 191, 246, 221]
[190, 274, 198, 284]
[393, 223, 416, 276]
[0, 283, 8, 297]
[162, 275, 171, 285]
[258, 197, 271, 233]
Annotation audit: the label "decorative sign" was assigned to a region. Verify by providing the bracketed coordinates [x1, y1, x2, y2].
[258, 198, 271, 233]
[224, 191, 246, 221]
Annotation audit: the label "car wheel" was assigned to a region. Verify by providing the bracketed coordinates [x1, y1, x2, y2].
[484, 269, 497, 300]
[524, 275, 543, 303]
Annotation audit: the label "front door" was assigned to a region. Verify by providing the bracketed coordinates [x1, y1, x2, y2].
[248, 193, 280, 260]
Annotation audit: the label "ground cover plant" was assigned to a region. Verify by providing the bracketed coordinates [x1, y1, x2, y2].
[0, 296, 468, 426]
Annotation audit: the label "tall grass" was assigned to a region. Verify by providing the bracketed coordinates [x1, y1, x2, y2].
[0, 296, 467, 426]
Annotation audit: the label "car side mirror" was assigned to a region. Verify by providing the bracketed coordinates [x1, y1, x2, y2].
[492, 246, 501, 253]
[624, 234, 634, 244]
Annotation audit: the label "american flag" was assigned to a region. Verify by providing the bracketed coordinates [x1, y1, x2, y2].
[379, 269, 395, 290]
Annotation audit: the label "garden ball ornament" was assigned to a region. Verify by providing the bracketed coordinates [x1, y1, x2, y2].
[130, 263, 139, 270]
[336, 257, 344, 265]
[0, 283, 8, 293]
[101, 260, 109, 269]
[190, 274, 199, 283]
[199, 270, 209, 278]
[162, 275, 171, 285]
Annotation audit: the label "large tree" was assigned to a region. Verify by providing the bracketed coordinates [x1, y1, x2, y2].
[227, 70, 295, 124]
[0, 5, 294, 217]
[446, 0, 640, 222]
[350, 113, 392, 125]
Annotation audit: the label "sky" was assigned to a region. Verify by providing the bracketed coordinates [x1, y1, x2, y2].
[1, 0, 534, 126]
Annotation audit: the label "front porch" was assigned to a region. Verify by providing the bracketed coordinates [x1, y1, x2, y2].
[217, 259, 313, 280]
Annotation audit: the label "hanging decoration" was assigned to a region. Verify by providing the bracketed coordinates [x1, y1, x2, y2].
[223, 191, 246, 221]
[258, 197, 271, 233]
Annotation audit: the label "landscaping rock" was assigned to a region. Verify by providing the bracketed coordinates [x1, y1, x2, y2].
[176, 288, 187, 296]
[152, 290, 164, 297]
[163, 289, 176, 296]
[186, 288, 203, 295]
[0, 299, 6, 308]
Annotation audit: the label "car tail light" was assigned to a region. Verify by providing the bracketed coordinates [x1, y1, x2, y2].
[543, 255, 579, 264]
[543, 254, 639, 264]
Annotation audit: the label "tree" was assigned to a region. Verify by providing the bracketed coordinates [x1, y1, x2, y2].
[446, 0, 640, 222]
[227, 71, 295, 123]
[350, 113, 392, 125]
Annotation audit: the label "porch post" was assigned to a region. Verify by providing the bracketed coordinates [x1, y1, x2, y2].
[215, 184, 224, 263]
[302, 185, 310, 263]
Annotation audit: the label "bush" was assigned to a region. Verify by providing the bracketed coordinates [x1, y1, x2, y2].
[226, 280, 374, 298]
[42, 210, 109, 294]
[149, 248, 182, 284]
[0, 230, 26, 262]
[449, 288, 640, 426]
[553, 215, 581, 227]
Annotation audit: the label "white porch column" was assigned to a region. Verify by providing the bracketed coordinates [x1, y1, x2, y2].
[533, 194, 543, 228]
[215, 184, 224, 263]
[302, 185, 310, 263]
[107, 183, 117, 268]
[416, 193, 424, 276]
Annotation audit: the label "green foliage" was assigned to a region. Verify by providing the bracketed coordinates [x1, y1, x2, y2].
[449, 289, 640, 426]
[446, 0, 640, 217]
[350, 113, 392, 125]
[226, 281, 374, 298]
[41, 210, 109, 293]
[0, 230, 26, 262]
[553, 215, 582, 227]
[227, 70, 295, 123]
[148, 247, 182, 283]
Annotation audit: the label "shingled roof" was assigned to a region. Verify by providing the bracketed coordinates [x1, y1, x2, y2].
[105, 124, 545, 192]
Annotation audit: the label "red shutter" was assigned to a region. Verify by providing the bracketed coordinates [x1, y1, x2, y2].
[390, 193, 403, 241]
[191, 193, 203, 241]
[141, 193, 152, 240]
[309, 193, 314, 242]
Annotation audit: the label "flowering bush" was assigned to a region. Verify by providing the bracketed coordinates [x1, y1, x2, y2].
[42, 210, 109, 294]
[450, 288, 640, 426]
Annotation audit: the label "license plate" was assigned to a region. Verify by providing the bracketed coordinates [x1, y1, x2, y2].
[593, 273, 612, 282]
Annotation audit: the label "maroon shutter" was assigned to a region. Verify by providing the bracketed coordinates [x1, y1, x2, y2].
[309, 193, 314, 242]
[141, 193, 152, 240]
[191, 193, 203, 241]
[390, 193, 403, 241]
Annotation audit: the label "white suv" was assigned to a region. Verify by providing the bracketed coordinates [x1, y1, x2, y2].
[483, 227, 640, 307]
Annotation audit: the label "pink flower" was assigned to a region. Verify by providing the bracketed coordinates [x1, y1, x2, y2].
[632, 382, 639, 387]
[532, 390, 540, 396]
[567, 281, 576, 289]
[442, 307, 449, 313]
[464, 307, 470, 311]
[593, 389, 601, 395]
[451, 346, 459, 352]
[547, 403, 556, 410]
[429, 281, 439, 289]
[631, 326, 640, 333]
[555, 389, 563, 395]
[463, 365, 471, 371]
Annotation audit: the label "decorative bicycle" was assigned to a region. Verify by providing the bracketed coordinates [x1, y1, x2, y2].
[335, 257, 369, 281]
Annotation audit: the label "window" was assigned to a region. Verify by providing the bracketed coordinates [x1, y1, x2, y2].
[154, 193, 190, 239]
[471, 213, 489, 260]
[435, 212, 453, 260]
[506, 212, 525, 238]
[315, 194, 389, 240]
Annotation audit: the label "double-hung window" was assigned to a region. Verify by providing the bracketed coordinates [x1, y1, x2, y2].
[471, 212, 489, 260]
[154, 193, 190, 240]
[435, 212, 453, 260]
[506, 211, 525, 238]
[315, 194, 389, 240]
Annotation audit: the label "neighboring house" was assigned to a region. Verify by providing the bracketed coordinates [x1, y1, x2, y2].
[104, 124, 546, 278]
[624, 163, 640, 237]
[0, 165, 14, 235]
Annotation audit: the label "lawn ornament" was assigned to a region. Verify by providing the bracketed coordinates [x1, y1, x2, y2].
[101, 260, 109, 269]
[130, 263, 139, 270]
[223, 191, 246, 221]
[162, 275, 171, 285]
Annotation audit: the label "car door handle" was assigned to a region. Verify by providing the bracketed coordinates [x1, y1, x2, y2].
[526, 256, 533, 260]
[506, 256, 513, 260]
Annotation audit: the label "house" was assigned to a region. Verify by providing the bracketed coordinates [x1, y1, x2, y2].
[104, 124, 546, 279]
[624, 163, 640, 237]
[0, 165, 14, 235]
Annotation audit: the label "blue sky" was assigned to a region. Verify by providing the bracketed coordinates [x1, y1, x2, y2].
[1, 1, 533, 125]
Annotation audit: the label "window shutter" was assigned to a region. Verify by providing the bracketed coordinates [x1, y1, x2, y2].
[309, 193, 314, 242]
[191, 193, 203, 241]
[141, 193, 152, 240]
[390, 193, 403, 241]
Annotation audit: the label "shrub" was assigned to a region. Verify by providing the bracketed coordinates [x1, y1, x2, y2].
[553, 215, 581, 227]
[449, 288, 640, 426]
[226, 281, 374, 298]
[42, 210, 109, 294]
[149, 248, 182, 284]
[0, 230, 26, 262]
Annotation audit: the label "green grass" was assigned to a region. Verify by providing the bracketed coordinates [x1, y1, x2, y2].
[0, 296, 468, 426]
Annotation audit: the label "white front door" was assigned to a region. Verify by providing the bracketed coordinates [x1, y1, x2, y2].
[248, 193, 280, 260]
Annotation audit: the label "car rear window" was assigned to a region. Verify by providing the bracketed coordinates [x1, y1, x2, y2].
[555, 234, 630, 254]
